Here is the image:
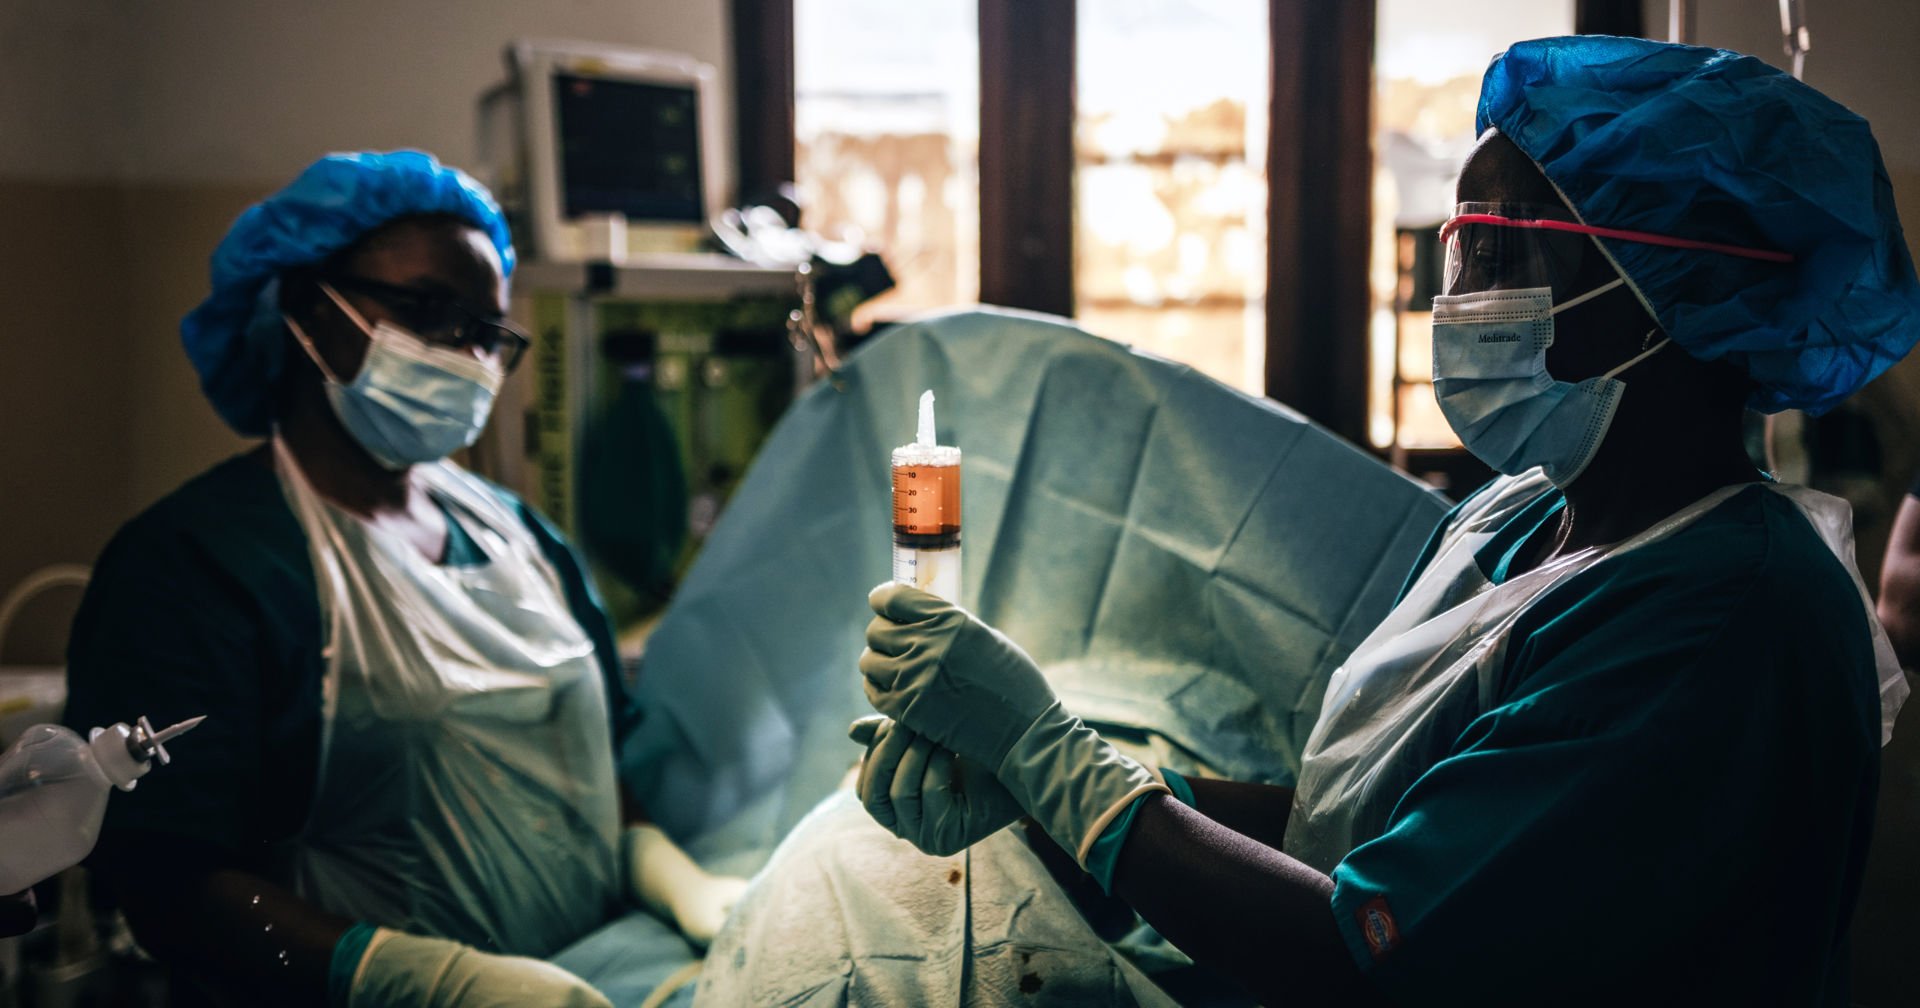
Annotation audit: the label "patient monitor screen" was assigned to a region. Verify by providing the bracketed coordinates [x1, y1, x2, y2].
[554, 72, 705, 223]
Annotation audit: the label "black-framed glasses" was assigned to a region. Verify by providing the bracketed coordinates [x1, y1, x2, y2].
[323, 274, 532, 372]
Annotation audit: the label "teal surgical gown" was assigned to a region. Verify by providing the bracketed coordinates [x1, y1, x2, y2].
[62, 453, 635, 940]
[1326, 480, 1881, 1006]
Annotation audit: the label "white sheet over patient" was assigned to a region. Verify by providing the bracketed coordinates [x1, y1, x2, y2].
[693, 792, 1178, 1007]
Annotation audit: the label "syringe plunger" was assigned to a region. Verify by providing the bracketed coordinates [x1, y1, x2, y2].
[917, 390, 937, 447]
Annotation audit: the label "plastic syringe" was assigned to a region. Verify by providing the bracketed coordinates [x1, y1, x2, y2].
[0, 713, 208, 894]
[891, 390, 962, 602]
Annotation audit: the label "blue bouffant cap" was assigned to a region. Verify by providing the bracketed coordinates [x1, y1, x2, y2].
[181, 150, 515, 435]
[1480, 36, 1920, 414]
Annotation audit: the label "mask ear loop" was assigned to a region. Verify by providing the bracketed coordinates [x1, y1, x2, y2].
[319, 282, 381, 337]
[1547, 275, 1626, 317]
[1603, 329, 1671, 380]
[283, 314, 346, 385]
[282, 280, 371, 386]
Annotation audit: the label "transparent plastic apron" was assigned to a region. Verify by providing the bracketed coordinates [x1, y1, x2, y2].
[274, 438, 623, 956]
[1284, 470, 1907, 874]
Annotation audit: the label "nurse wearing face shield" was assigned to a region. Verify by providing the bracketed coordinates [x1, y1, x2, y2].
[62, 151, 742, 1007]
[853, 37, 1919, 1006]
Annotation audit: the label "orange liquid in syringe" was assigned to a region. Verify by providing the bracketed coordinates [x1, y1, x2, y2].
[892, 464, 962, 540]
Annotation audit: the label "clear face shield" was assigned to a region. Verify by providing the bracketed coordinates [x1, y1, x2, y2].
[1429, 199, 1798, 486]
[1440, 201, 1599, 299]
[1428, 202, 1652, 487]
[1439, 200, 1796, 300]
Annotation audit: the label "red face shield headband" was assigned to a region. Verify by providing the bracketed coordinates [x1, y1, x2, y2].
[1438, 213, 1795, 264]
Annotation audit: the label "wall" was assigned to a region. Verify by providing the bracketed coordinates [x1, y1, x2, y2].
[0, 0, 730, 662]
[0, 1, 138, 663]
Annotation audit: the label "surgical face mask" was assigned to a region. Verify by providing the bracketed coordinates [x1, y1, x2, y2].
[285, 286, 503, 470]
[1430, 277, 1669, 487]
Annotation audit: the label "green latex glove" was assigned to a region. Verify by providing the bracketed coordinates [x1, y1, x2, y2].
[860, 583, 1062, 769]
[348, 928, 613, 1008]
[849, 714, 1026, 856]
[861, 582, 1167, 863]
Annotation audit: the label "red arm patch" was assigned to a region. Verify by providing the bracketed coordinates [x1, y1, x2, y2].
[1356, 896, 1400, 959]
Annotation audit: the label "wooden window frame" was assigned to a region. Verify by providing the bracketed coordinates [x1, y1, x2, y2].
[731, 0, 797, 206]
[978, 0, 1076, 318]
[1265, 1, 1375, 446]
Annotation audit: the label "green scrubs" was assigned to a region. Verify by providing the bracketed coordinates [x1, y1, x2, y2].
[62, 453, 633, 900]
[1331, 482, 1880, 1006]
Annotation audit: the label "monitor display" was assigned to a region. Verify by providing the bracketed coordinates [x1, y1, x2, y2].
[555, 72, 705, 223]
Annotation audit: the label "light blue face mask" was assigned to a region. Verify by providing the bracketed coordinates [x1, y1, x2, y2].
[1431, 277, 1669, 487]
[285, 287, 503, 471]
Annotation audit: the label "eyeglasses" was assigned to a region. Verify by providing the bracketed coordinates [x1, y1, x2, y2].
[322, 274, 532, 372]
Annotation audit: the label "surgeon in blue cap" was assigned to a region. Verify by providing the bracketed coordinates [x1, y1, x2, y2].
[850, 37, 1917, 1006]
[63, 151, 743, 1006]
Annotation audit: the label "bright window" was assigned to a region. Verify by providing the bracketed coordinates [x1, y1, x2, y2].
[1370, 0, 1575, 451]
[1075, 0, 1268, 395]
[794, 0, 978, 332]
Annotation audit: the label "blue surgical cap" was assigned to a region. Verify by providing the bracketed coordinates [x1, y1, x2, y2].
[181, 150, 516, 435]
[1479, 36, 1920, 414]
